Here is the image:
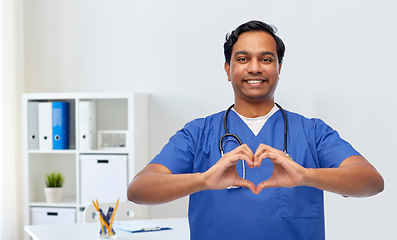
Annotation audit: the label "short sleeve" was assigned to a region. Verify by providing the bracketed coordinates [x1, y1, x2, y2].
[311, 119, 361, 168]
[149, 120, 202, 174]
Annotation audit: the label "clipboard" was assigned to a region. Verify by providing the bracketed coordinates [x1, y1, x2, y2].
[114, 220, 172, 233]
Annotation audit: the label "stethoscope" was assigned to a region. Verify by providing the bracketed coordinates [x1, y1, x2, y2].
[219, 103, 291, 188]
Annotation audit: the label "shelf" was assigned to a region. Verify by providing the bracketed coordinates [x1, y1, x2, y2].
[29, 197, 77, 208]
[23, 92, 149, 236]
[78, 150, 129, 155]
[28, 150, 77, 154]
[27, 150, 133, 155]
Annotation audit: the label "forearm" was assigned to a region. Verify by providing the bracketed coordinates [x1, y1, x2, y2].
[128, 164, 206, 204]
[129, 145, 258, 204]
[302, 156, 384, 197]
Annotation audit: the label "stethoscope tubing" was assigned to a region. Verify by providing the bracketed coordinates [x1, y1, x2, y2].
[274, 102, 288, 154]
[219, 103, 290, 188]
[219, 103, 289, 156]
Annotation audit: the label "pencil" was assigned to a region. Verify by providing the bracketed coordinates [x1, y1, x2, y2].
[107, 198, 119, 235]
[92, 200, 107, 235]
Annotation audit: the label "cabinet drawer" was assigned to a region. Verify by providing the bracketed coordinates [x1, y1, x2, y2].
[80, 154, 128, 205]
[30, 207, 76, 225]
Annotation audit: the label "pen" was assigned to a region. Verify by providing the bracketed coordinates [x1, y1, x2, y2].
[130, 227, 172, 233]
[142, 227, 162, 231]
[99, 208, 115, 235]
[92, 200, 115, 236]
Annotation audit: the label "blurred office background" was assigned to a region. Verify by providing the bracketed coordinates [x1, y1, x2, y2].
[1, 0, 396, 239]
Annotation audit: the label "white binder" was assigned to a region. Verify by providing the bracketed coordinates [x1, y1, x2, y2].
[28, 101, 39, 150]
[79, 101, 96, 150]
[38, 102, 53, 150]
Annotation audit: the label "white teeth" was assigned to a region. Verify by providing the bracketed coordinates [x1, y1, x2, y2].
[246, 80, 263, 84]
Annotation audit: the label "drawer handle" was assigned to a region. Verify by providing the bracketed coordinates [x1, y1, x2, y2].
[47, 212, 58, 216]
[97, 160, 109, 164]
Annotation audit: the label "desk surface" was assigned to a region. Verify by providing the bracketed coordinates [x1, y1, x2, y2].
[25, 217, 189, 240]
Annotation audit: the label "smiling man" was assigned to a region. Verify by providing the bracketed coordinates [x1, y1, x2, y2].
[225, 30, 281, 117]
[127, 20, 384, 240]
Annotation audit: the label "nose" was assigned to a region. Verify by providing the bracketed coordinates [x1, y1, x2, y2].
[247, 59, 262, 74]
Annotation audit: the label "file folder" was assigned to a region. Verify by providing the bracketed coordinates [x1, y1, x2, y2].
[38, 102, 53, 150]
[114, 220, 171, 233]
[79, 101, 96, 150]
[52, 102, 70, 149]
[28, 101, 39, 150]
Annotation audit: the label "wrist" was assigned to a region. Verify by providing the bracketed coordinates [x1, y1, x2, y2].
[195, 172, 210, 191]
[297, 167, 312, 187]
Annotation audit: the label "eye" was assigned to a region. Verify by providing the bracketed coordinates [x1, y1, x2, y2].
[262, 58, 273, 63]
[237, 57, 247, 62]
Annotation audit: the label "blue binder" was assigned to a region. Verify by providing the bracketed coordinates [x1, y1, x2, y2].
[52, 102, 70, 149]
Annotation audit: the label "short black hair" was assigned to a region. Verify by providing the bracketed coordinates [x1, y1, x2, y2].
[224, 20, 285, 65]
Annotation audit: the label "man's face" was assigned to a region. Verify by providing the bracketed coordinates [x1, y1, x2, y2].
[225, 31, 282, 105]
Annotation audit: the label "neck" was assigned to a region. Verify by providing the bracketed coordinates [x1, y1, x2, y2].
[233, 100, 275, 118]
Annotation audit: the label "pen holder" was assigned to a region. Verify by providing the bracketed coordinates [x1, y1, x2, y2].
[97, 208, 117, 239]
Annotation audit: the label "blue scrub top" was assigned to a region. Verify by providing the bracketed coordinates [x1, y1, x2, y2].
[150, 109, 360, 240]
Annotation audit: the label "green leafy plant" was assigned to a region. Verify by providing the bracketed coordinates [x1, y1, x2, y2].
[45, 172, 65, 188]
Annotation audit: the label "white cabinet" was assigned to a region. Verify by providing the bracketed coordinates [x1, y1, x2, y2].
[22, 93, 149, 239]
[30, 207, 76, 225]
[80, 154, 128, 205]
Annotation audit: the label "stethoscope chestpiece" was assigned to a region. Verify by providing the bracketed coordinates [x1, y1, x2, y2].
[226, 186, 240, 189]
[284, 152, 292, 160]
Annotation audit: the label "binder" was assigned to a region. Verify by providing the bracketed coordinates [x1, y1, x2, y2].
[38, 102, 53, 150]
[79, 101, 96, 150]
[28, 101, 39, 150]
[52, 102, 70, 150]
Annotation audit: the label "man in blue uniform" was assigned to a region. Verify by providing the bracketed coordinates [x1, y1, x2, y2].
[127, 20, 384, 240]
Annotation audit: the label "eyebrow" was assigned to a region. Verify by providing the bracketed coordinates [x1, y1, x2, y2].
[234, 51, 276, 58]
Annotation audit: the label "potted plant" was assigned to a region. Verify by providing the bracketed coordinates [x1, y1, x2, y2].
[44, 171, 65, 203]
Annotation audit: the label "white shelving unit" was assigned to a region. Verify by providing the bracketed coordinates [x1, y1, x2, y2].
[22, 93, 149, 239]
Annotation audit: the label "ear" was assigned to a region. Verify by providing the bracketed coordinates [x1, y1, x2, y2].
[278, 63, 282, 74]
[224, 62, 231, 81]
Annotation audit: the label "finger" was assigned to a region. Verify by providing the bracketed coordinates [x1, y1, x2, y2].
[236, 144, 254, 164]
[241, 156, 255, 169]
[225, 145, 255, 168]
[254, 144, 275, 157]
[256, 148, 291, 167]
[233, 178, 257, 194]
[254, 144, 280, 167]
[253, 144, 266, 167]
[224, 153, 254, 168]
[255, 179, 278, 194]
[226, 144, 251, 156]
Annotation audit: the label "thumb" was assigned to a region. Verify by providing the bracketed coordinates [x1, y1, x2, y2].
[255, 178, 278, 194]
[233, 178, 256, 194]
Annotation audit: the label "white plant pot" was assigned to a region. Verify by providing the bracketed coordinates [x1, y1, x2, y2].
[44, 187, 63, 203]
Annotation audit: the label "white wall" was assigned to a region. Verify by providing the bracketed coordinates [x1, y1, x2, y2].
[23, 0, 396, 239]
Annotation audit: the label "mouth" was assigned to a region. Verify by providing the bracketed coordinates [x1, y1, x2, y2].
[245, 80, 265, 84]
[244, 78, 267, 84]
